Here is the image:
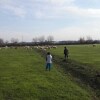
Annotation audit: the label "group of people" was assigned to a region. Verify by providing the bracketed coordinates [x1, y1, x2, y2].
[45, 46, 69, 71]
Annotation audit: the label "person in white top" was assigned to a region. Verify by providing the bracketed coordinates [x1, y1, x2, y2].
[46, 52, 52, 71]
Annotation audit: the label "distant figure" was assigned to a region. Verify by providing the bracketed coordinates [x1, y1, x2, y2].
[64, 47, 69, 60]
[93, 44, 96, 47]
[46, 52, 52, 71]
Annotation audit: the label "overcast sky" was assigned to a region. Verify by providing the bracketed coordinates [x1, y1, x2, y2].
[0, 0, 100, 42]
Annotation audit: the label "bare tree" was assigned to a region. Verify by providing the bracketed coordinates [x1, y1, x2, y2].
[38, 36, 45, 43]
[0, 38, 4, 44]
[86, 36, 92, 40]
[79, 37, 85, 43]
[86, 36, 93, 43]
[11, 38, 19, 43]
[32, 37, 38, 43]
[47, 35, 54, 42]
[5, 40, 9, 44]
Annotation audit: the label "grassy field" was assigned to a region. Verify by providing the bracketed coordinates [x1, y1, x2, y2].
[50, 44, 100, 70]
[0, 48, 96, 100]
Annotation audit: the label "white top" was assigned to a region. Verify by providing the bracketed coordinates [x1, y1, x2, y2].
[46, 55, 52, 63]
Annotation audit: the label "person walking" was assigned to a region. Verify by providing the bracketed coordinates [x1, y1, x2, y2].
[64, 47, 69, 60]
[46, 52, 52, 71]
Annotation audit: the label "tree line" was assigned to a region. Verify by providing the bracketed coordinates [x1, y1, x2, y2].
[0, 35, 100, 47]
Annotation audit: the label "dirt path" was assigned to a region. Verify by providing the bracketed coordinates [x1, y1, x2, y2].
[34, 48, 100, 100]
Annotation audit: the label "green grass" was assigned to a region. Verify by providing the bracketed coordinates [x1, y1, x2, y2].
[0, 48, 95, 100]
[48, 44, 100, 98]
[50, 44, 100, 70]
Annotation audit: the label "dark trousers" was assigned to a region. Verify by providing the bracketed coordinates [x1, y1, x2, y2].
[46, 63, 51, 71]
[64, 54, 68, 59]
